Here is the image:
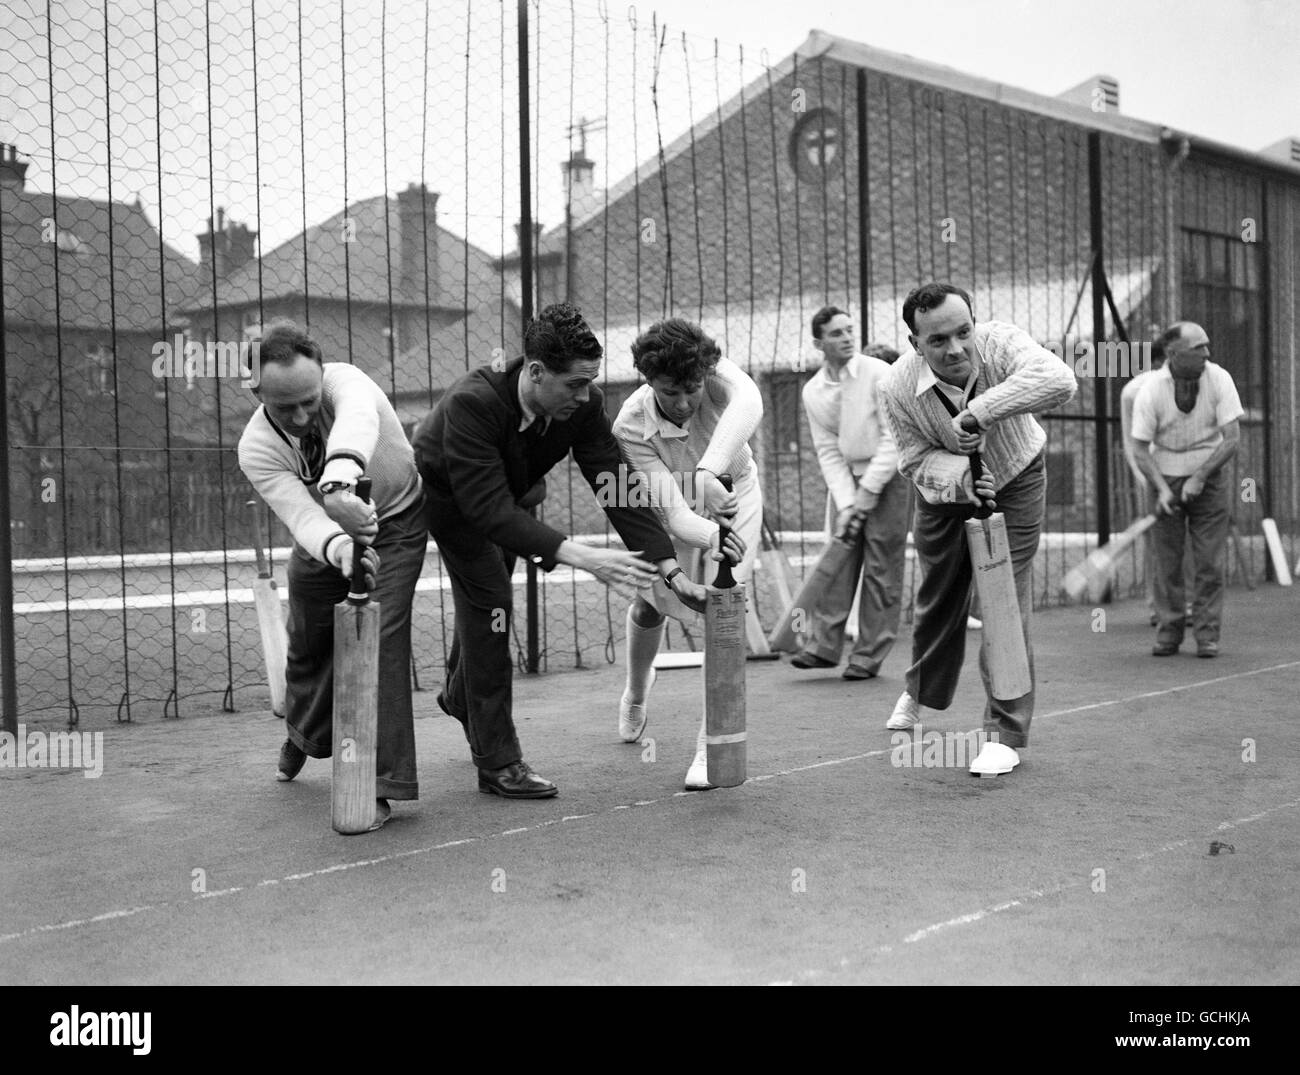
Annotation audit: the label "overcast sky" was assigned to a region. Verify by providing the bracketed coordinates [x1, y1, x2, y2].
[641, 0, 1298, 152]
[1, 0, 1295, 261]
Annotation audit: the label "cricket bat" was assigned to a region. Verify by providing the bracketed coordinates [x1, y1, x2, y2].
[964, 453, 1031, 701]
[332, 478, 380, 835]
[1061, 513, 1159, 602]
[1261, 518, 1293, 586]
[768, 510, 866, 653]
[248, 500, 289, 718]
[705, 475, 747, 788]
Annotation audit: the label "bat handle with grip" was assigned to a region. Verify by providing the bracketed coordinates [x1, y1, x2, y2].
[967, 450, 992, 520]
[714, 473, 737, 590]
[347, 477, 373, 604]
[248, 499, 271, 577]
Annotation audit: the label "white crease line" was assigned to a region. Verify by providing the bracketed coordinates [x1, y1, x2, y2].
[5, 663, 1297, 949]
[774, 794, 1300, 985]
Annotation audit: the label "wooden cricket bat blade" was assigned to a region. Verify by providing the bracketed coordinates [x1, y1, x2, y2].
[768, 538, 854, 653]
[705, 585, 747, 787]
[1060, 513, 1158, 601]
[333, 599, 380, 833]
[965, 514, 1031, 701]
[1261, 518, 1293, 586]
[253, 577, 289, 716]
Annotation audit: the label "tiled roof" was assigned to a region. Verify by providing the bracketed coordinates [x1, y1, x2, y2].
[1, 188, 202, 332]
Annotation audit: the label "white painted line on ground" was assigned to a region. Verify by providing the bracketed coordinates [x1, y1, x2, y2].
[2, 661, 1297, 951]
[773, 795, 1300, 985]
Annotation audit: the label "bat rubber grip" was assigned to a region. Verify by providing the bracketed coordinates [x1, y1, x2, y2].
[348, 477, 373, 602]
[714, 472, 737, 590]
[968, 451, 992, 520]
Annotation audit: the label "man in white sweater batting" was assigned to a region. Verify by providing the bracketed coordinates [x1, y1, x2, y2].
[612, 319, 761, 790]
[238, 323, 426, 829]
[879, 283, 1076, 777]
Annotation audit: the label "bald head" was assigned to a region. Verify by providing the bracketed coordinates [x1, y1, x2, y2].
[1160, 321, 1211, 381]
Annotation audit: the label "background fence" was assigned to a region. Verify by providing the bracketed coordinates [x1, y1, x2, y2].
[3, 0, 1297, 730]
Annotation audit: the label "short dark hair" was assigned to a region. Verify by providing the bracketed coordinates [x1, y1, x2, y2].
[811, 305, 849, 340]
[631, 318, 722, 385]
[902, 283, 974, 333]
[256, 322, 322, 377]
[524, 302, 603, 373]
[864, 342, 900, 364]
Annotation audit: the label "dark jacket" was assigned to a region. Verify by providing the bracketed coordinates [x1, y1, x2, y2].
[413, 357, 675, 569]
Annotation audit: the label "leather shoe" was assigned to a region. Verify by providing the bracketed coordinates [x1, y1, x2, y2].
[1152, 641, 1180, 657]
[1197, 641, 1219, 658]
[478, 760, 559, 799]
[277, 739, 307, 781]
[842, 664, 876, 680]
[367, 799, 392, 831]
[791, 651, 836, 669]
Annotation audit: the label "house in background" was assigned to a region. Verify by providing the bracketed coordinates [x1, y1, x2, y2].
[505, 31, 1300, 540]
[177, 182, 519, 444]
[0, 141, 205, 556]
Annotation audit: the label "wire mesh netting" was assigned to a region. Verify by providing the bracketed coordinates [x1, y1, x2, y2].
[2, 1, 1296, 729]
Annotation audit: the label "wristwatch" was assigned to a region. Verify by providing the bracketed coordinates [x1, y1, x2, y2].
[319, 480, 351, 495]
[663, 567, 684, 590]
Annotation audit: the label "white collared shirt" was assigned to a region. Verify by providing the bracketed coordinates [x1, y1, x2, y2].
[517, 372, 550, 434]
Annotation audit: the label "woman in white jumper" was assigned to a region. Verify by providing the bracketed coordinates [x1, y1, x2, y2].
[611, 319, 763, 789]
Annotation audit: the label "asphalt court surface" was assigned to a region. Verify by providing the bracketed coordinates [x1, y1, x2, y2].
[2, 586, 1297, 985]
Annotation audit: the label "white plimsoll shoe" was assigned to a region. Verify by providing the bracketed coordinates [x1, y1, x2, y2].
[618, 668, 656, 742]
[969, 741, 1020, 777]
[684, 727, 713, 790]
[967, 616, 983, 630]
[885, 691, 921, 730]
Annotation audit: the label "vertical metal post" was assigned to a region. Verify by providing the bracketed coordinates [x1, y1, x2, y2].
[0, 186, 17, 736]
[856, 68, 870, 343]
[1088, 131, 1112, 555]
[518, 0, 539, 673]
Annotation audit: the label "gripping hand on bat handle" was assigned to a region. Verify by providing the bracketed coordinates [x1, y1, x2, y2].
[329, 537, 380, 589]
[323, 485, 380, 542]
[695, 467, 739, 522]
[709, 527, 747, 568]
[953, 410, 985, 455]
[963, 454, 998, 516]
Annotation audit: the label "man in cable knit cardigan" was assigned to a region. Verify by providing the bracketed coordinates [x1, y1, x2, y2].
[879, 283, 1076, 777]
[238, 323, 426, 829]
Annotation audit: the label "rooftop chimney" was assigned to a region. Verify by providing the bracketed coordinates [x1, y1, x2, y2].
[514, 220, 544, 252]
[1058, 74, 1120, 115]
[396, 183, 439, 293]
[197, 208, 257, 278]
[1260, 137, 1300, 167]
[0, 143, 29, 190]
[562, 149, 597, 221]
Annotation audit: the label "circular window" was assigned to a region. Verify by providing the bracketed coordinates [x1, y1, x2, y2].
[789, 108, 844, 181]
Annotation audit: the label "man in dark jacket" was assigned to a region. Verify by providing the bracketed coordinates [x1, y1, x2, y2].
[413, 303, 707, 798]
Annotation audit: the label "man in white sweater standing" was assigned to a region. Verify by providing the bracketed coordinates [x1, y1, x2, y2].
[238, 323, 426, 829]
[795, 307, 911, 680]
[880, 284, 1076, 777]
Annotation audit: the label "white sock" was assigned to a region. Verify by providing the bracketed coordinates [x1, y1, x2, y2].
[624, 607, 664, 704]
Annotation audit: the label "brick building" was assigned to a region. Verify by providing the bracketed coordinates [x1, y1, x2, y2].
[512, 31, 1300, 545]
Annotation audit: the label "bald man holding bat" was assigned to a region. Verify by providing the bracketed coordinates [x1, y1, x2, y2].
[879, 283, 1076, 778]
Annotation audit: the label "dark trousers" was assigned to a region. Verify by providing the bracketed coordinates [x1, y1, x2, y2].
[429, 532, 523, 771]
[284, 493, 426, 800]
[1151, 467, 1229, 646]
[806, 472, 912, 674]
[906, 453, 1045, 749]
